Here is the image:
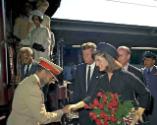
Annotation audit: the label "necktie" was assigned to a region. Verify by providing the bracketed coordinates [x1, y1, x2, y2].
[86, 66, 91, 91]
[147, 68, 150, 74]
[25, 65, 30, 76]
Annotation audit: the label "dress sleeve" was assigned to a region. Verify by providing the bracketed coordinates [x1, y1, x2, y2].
[42, 28, 51, 50]
[129, 74, 151, 109]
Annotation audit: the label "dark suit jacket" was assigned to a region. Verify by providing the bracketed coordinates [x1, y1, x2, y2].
[72, 63, 99, 103]
[20, 62, 38, 80]
[128, 64, 144, 82]
[71, 63, 100, 125]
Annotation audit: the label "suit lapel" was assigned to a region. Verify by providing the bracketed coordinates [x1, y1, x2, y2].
[128, 65, 133, 72]
[82, 64, 87, 94]
[87, 66, 99, 94]
[128, 65, 131, 71]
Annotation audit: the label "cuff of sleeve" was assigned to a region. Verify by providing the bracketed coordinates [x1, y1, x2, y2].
[83, 96, 92, 105]
[55, 109, 64, 121]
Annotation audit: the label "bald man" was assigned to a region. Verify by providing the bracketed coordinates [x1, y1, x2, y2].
[117, 46, 144, 82]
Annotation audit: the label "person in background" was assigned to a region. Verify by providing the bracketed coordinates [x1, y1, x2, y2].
[36, 0, 50, 29]
[17, 47, 38, 81]
[71, 42, 99, 125]
[7, 57, 70, 125]
[13, 2, 33, 40]
[21, 10, 51, 60]
[17, 47, 52, 110]
[68, 42, 150, 125]
[117, 46, 144, 82]
[142, 51, 157, 125]
[117, 46, 152, 124]
[31, 0, 55, 55]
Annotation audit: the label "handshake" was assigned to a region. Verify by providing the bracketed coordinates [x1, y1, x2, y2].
[62, 101, 85, 114]
[62, 104, 79, 114]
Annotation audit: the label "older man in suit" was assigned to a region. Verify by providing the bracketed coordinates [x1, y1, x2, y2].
[17, 47, 38, 81]
[117, 46, 152, 125]
[72, 42, 99, 125]
[142, 51, 157, 125]
[117, 46, 144, 82]
[7, 57, 69, 125]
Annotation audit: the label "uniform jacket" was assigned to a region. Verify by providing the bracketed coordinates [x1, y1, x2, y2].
[142, 66, 157, 100]
[7, 75, 63, 125]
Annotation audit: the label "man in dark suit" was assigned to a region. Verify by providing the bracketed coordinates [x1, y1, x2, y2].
[72, 42, 99, 125]
[117, 46, 151, 125]
[17, 47, 38, 81]
[117, 46, 144, 82]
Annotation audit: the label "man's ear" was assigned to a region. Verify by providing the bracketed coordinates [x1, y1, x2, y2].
[40, 70, 46, 77]
[153, 59, 156, 64]
[127, 54, 131, 60]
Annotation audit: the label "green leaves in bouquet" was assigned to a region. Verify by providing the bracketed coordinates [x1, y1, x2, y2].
[115, 100, 134, 120]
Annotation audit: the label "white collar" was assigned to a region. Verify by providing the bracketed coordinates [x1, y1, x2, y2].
[144, 66, 154, 72]
[123, 63, 129, 71]
[87, 62, 95, 69]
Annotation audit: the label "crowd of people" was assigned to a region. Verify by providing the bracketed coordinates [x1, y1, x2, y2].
[6, 0, 157, 125]
[68, 42, 157, 125]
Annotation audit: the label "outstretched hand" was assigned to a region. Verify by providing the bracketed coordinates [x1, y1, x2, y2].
[63, 104, 78, 113]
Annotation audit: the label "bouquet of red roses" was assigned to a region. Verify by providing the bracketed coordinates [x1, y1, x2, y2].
[84, 91, 134, 125]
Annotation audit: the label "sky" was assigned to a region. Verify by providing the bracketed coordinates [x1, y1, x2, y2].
[53, 0, 157, 27]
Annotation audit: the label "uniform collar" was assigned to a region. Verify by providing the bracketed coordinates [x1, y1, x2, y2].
[144, 65, 155, 72]
[33, 74, 41, 88]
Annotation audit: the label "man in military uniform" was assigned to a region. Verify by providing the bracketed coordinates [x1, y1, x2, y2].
[142, 51, 157, 125]
[7, 57, 69, 125]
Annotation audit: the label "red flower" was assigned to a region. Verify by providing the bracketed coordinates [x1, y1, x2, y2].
[97, 91, 103, 97]
[107, 98, 118, 110]
[88, 91, 133, 125]
[100, 112, 109, 121]
[91, 103, 96, 108]
[104, 122, 108, 125]
[102, 95, 107, 104]
[100, 112, 107, 118]
[93, 98, 100, 107]
[95, 119, 103, 125]
[110, 116, 117, 123]
[98, 104, 104, 110]
[89, 112, 97, 121]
